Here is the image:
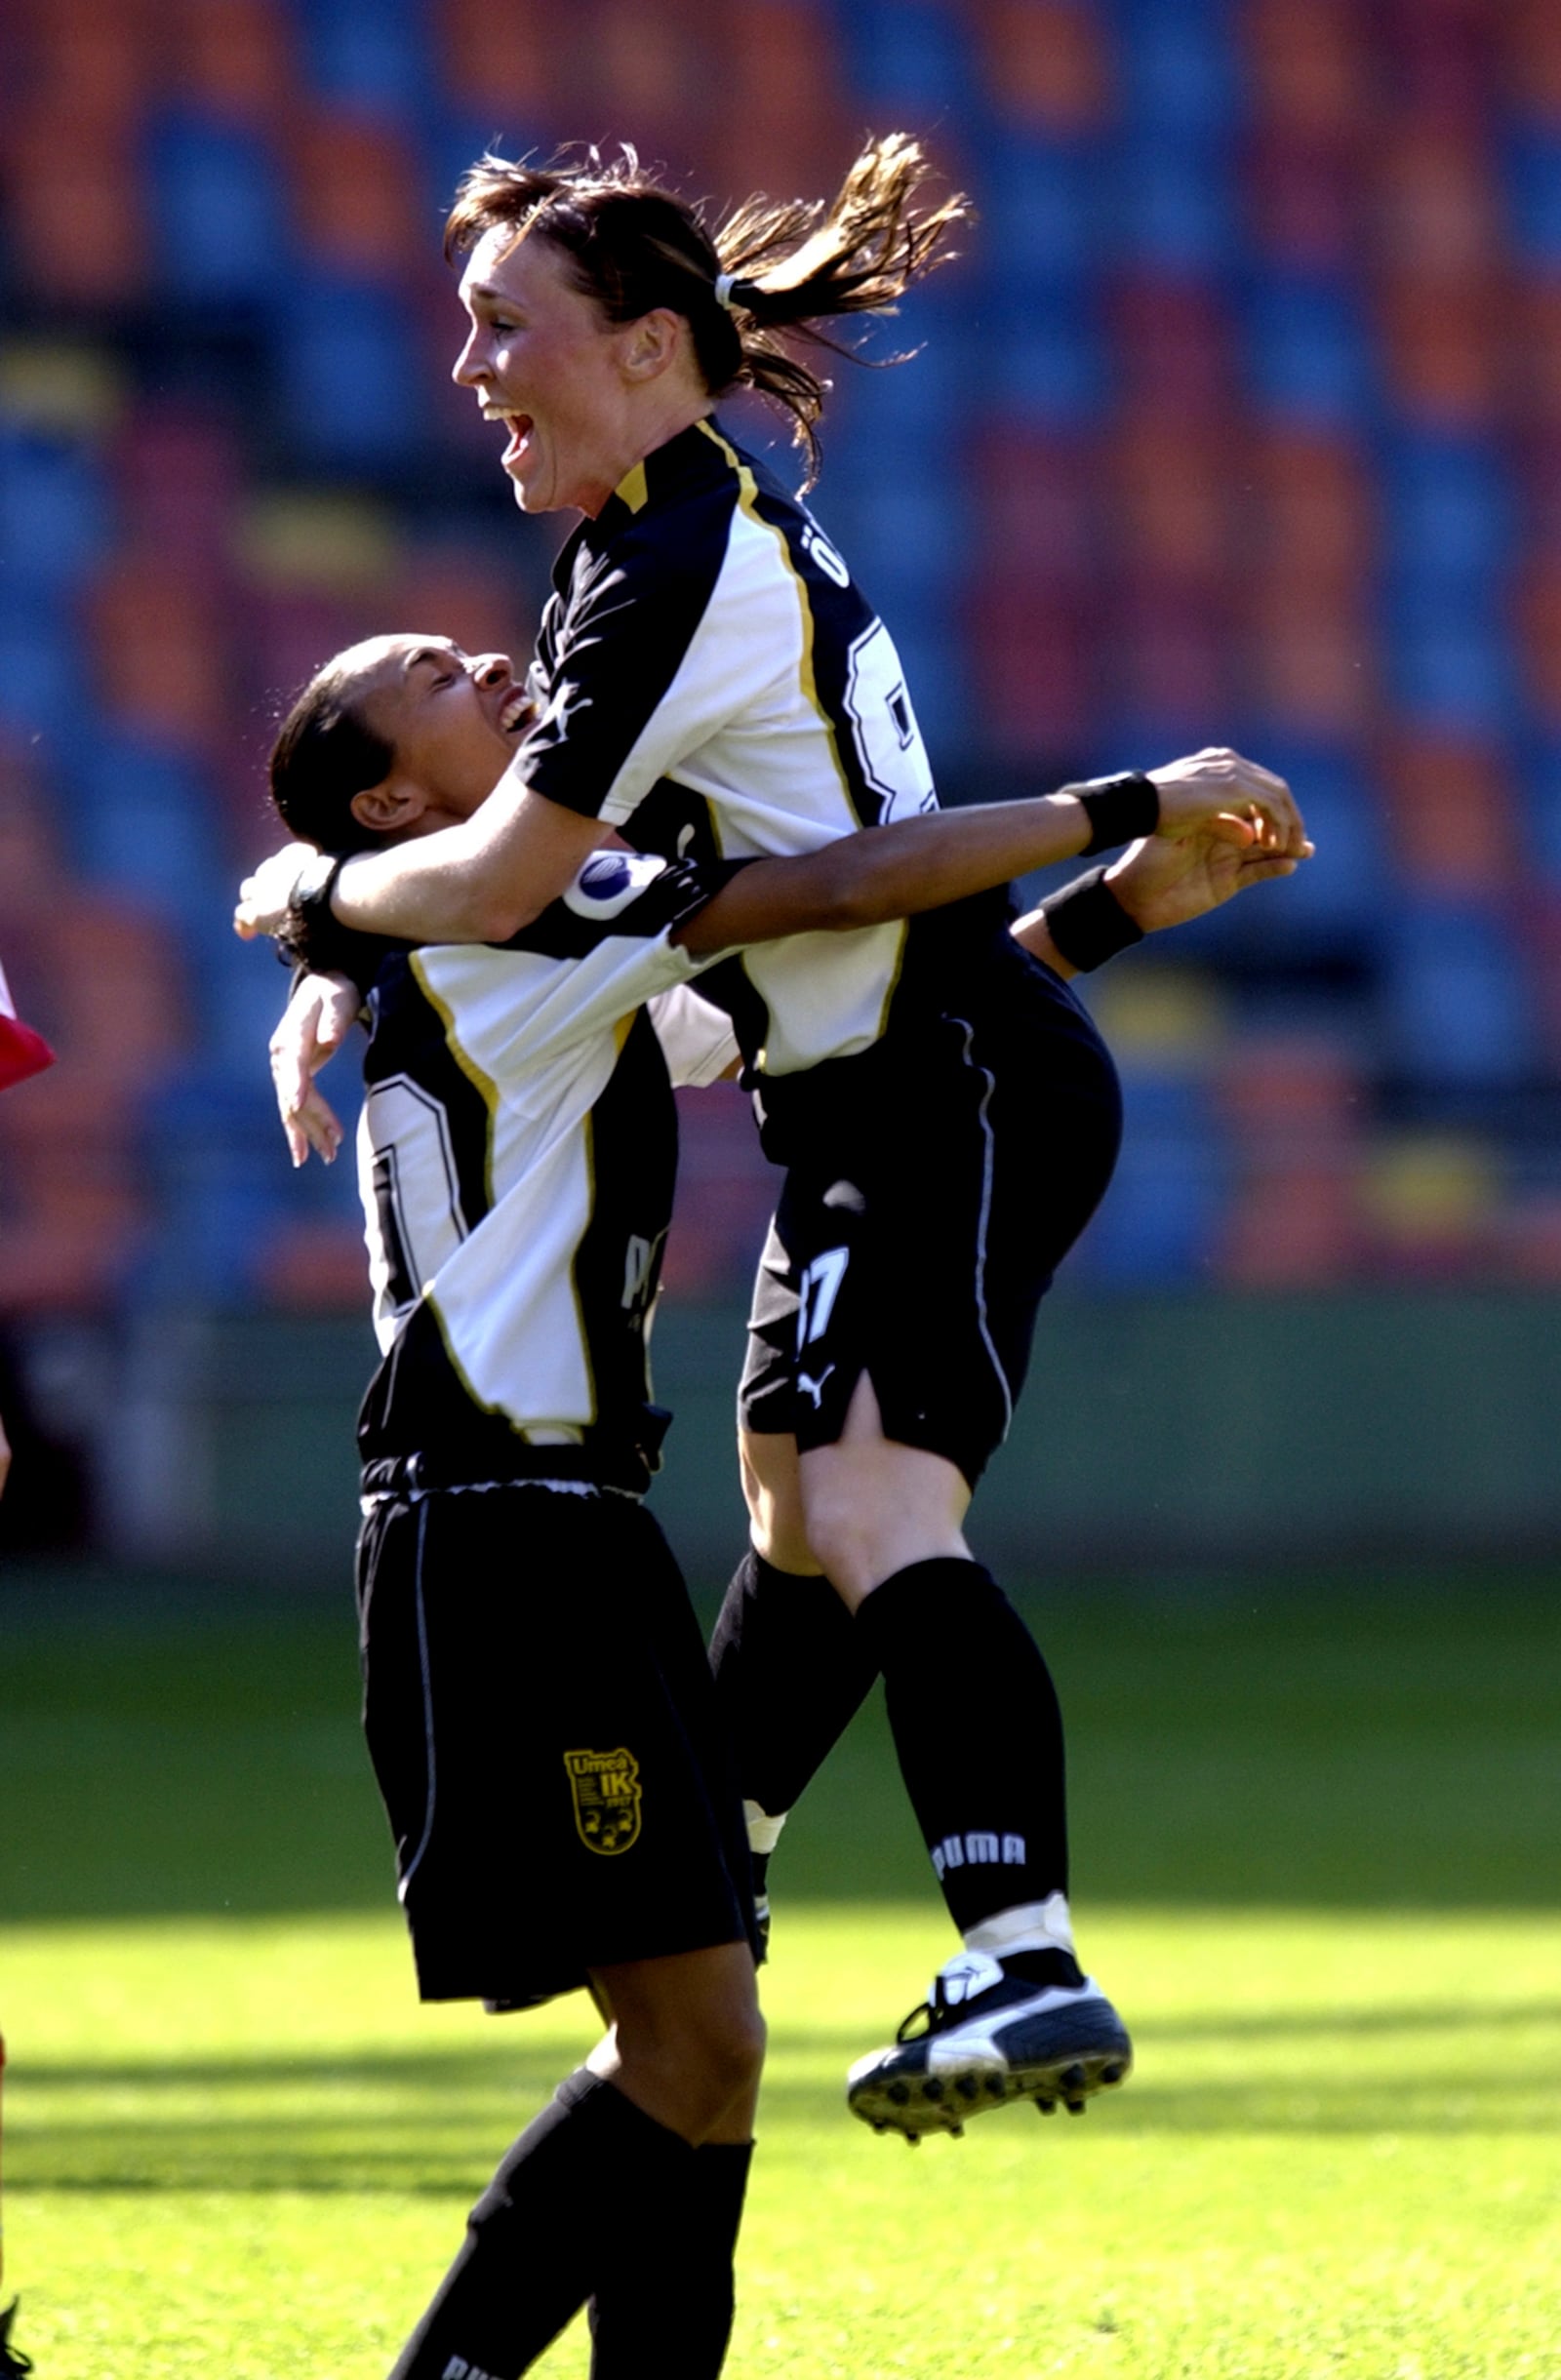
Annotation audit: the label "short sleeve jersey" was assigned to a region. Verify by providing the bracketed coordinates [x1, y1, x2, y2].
[507, 417, 942, 1079]
[354, 848, 735, 1491]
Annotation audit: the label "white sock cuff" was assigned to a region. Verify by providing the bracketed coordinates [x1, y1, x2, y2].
[963, 1892, 1074, 1959]
[743, 1799, 788, 1856]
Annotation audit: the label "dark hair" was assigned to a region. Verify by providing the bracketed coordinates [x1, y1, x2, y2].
[444, 134, 971, 484]
[268, 663, 394, 853]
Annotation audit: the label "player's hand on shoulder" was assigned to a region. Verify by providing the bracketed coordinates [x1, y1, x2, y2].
[1146, 747, 1308, 859]
[270, 970, 357, 1168]
[235, 842, 319, 940]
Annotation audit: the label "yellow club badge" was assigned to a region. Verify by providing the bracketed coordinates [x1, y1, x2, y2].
[564, 1747, 643, 1855]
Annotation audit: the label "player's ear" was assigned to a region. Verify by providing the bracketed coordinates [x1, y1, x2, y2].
[349, 774, 425, 836]
[621, 306, 683, 383]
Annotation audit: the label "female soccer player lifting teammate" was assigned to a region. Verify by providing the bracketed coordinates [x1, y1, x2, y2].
[243, 134, 1308, 2146]
[250, 632, 1300, 2379]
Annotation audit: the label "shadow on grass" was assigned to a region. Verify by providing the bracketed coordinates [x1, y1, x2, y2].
[13, 1994, 1561, 2199]
[5, 1570, 1559, 1919]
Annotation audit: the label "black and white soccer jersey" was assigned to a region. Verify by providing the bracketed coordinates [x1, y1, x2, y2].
[508, 416, 952, 1083]
[354, 849, 739, 1494]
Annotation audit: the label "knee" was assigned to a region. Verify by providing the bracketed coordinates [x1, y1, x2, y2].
[701, 2000, 768, 2106]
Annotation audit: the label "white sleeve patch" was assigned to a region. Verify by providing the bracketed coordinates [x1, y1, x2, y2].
[563, 850, 671, 919]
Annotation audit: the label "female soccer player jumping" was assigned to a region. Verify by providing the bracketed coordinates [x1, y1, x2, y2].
[244, 134, 1307, 2147]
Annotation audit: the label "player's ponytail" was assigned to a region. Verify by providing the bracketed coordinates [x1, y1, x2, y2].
[444, 136, 971, 486]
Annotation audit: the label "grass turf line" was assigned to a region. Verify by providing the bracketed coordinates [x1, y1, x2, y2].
[4, 1906, 1560, 2378]
[3, 1572, 1559, 2372]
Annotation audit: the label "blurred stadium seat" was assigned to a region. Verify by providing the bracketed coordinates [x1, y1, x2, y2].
[2, 0, 1560, 1377]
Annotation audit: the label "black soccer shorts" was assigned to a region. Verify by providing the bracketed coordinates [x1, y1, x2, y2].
[739, 948, 1123, 1489]
[355, 1482, 759, 2009]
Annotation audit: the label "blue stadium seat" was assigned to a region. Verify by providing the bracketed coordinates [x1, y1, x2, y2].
[1382, 433, 1514, 592]
[1380, 902, 1538, 1085]
[1386, 597, 1517, 733]
[834, 0, 975, 113]
[1522, 737, 1561, 881]
[982, 303, 1109, 426]
[1070, 1072, 1227, 1283]
[1503, 131, 1561, 265]
[1243, 277, 1376, 424]
[0, 593, 84, 751]
[0, 431, 113, 593]
[1114, 0, 1241, 136]
[146, 113, 292, 304]
[275, 273, 424, 468]
[69, 737, 225, 930]
[980, 133, 1103, 290]
[296, 0, 432, 114]
[1106, 136, 1242, 273]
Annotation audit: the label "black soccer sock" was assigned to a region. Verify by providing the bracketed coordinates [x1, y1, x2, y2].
[854, 1557, 1069, 1937]
[708, 1547, 879, 1824]
[386, 2071, 699, 2380]
[588, 2139, 754, 2378]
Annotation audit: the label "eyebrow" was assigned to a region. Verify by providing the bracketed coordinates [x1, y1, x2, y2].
[401, 646, 456, 683]
[464, 280, 527, 316]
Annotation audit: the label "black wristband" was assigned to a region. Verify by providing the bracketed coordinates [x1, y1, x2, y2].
[1038, 866, 1145, 972]
[279, 851, 358, 978]
[1075, 771, 1159, 855]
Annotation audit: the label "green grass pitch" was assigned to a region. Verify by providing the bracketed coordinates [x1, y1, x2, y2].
[3, 1567, 1559, 2377]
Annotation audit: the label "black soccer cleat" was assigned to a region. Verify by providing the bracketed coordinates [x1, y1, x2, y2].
[0, 2297, 33, 2377]
[846, 1950, 1133, 2140]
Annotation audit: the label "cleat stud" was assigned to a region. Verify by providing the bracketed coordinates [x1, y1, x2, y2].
[904, 2131, 921, 2147]
[922, 2079, 944, 2102]
[1101, 2063, 1124, 2084]
[948, 2123, 964, 2138]
[1065, 2099, 1086, 2116]
[873, 2122, 888, 2134]
[985, 2076, 1006, 2098]
[955, 2076, 980, 2101]
[1061, 2063, 1086, 2091]
[1035, 2098, 1056, 2116]
[888, 2082, 910, 2105]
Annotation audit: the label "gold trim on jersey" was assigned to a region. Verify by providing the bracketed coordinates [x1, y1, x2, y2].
[615, 458, 651, 515]
[422, 1288, 585, 1445]
[694, 418, 859, 822]
[695, 419, 906, 1068]
[409, 954, 500, 1215]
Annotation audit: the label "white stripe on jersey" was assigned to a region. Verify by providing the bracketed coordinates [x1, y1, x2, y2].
[358, 920, 701, 1433]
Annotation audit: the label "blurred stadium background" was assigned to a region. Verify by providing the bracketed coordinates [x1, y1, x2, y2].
[5, 0, 1561, 1581]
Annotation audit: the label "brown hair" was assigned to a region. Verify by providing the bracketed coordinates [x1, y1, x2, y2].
[268, 662, 393, 853]
[444, 134, 971, 483]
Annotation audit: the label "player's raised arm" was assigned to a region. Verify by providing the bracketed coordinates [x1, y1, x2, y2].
[673, 753, 1304, 956]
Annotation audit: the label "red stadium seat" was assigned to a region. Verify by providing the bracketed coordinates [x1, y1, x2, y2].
[972, 0, 1112, 134]
[166, 0, 296, 122]
[1240, 0, 1375, 139]
[1244, 586, 1377, 738]
[1378, 732, 1517, 892]
[1244, 135, 1360, 273]
[1377, 273, 1501, 428]
[291, 109, 426, 277]
[5, 102, 148, 302]
[969, 425, 1101, 592]
[1371, 127, 1501, 279]
[1107, 416, 1232, 582]
[1501, 0, 1561, 124]
[967, 584, 1095, 759]
[87, 554, 232, 754]
[434, 0, 560, 116]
